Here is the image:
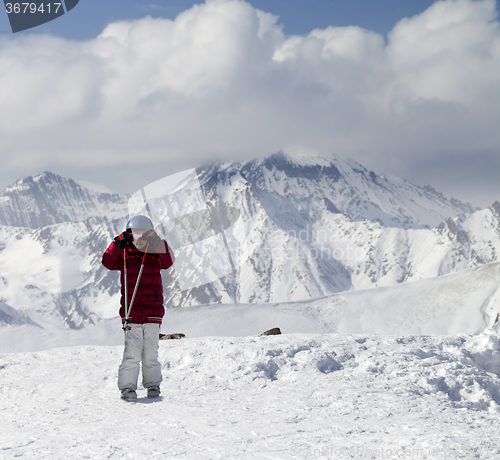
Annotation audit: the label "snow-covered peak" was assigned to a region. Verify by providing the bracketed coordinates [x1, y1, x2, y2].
[0, 171, 128, 229]
[198, 151, 475, 229]
[263, 150, 339, 168]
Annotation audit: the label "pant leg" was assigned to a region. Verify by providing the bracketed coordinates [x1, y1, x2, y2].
[118, 324, 144, 391]
[142, 323, 162, 389]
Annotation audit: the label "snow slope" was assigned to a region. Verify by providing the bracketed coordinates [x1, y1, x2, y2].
[0, 299, 24, 325]
[166, 262, 500, 337]
[1, 332, 500, 459]
[1, 262, 499, 353]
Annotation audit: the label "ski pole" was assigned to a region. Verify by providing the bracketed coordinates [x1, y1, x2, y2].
[124, 242, 150, 329]
[123, 247, 131, 332]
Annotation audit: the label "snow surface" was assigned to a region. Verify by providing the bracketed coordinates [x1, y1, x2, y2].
[2, 264, 500, 457]
[0, 260, 498, 459]
[2, 332, 500, 459]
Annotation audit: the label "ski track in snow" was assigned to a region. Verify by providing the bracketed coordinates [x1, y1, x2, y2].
[1, 332, 500, 459]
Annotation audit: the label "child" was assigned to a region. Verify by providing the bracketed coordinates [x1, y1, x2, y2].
[102, 215, 175, 400]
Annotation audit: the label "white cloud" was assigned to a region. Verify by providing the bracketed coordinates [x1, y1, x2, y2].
[0, 0, 498, 205]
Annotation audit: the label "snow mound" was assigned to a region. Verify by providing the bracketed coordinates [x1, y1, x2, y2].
[402, 333, 500, 411]
[163, 334, 500, 413]
[464, 329, 500, 376]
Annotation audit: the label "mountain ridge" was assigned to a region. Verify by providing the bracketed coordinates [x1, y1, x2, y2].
[0, 152, 498, 331]
[0, 171, 128, 229]
[197, 152, 477, 230]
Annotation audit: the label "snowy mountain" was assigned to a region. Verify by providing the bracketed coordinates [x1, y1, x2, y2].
[0, 171, 128, 228]
[200, 152, 475, 230]
[0, 152, 498, 338]
[166, 152, 486, 306]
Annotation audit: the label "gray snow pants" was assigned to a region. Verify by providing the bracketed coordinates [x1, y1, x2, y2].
[118, 323, 162, 391]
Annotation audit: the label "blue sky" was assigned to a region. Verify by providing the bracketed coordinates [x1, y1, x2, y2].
[0, 0, 498, 207]
[1, 1, 438, 39]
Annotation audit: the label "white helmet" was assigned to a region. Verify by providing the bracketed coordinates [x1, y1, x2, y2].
[126, 215, 154, 231]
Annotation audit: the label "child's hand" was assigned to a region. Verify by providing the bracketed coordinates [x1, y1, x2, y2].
[114, 231, 133, 248]
[141, 230, 162, 249]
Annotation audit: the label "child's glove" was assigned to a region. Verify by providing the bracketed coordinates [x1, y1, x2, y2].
[141, 230, 163, 250]
[114, 231, 133, 249]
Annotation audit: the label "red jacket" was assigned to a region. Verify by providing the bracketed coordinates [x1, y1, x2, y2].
[102, 241, 175, 324]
